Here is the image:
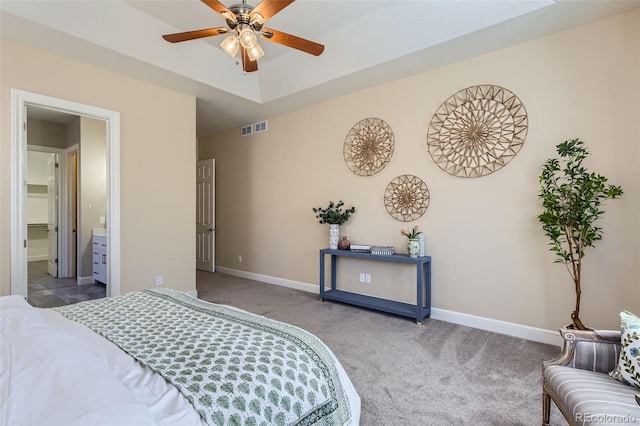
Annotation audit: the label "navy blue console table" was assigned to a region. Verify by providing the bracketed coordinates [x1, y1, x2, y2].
[319, 249, 432, 324]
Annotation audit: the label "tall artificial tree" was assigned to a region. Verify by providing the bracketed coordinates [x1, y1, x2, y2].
[538, 138, 623, 330]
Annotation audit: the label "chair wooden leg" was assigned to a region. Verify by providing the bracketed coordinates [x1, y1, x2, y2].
[542, 384, 551, 426]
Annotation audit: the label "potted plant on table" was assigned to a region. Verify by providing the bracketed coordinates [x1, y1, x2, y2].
[538, 138, 623, 330]
[312, 200, 356, 249]
[401, 225, 422, 258]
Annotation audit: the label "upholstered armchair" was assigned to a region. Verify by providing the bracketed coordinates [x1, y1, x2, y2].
[542, 328, 640, 426]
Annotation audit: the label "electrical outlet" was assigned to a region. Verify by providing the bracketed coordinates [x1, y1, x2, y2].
[365, 274, 371, 284]
[359, 273, 365, 283]
[238, 255, 243, 263]
[156, 275, 163, 286]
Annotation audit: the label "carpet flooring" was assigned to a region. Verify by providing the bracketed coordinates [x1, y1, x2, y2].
[196, 270, 567, 426]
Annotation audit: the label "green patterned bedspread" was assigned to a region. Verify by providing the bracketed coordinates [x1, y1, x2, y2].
[54, 288, 352, 426]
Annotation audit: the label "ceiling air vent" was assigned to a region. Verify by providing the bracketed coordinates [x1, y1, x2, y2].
[254, 120, 268, 133]
[240, 124, 253, 137]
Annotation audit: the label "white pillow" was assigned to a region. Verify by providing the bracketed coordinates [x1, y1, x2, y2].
[610, 310, 640, 389]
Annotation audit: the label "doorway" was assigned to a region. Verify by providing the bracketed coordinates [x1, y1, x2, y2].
[25, 124, 106, 307]
[10, 89, 121, 299]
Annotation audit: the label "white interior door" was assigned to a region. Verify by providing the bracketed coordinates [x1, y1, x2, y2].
[47, 154, 58, 277]
[196, 159, 215, 272]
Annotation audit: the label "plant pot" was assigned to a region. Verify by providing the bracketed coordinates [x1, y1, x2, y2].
[338, 236, 350, 250]
[407, 239, 419, 258]
[329, 224, 340, 250]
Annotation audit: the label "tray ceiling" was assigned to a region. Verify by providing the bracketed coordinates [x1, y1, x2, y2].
[2, 0, 639, 136]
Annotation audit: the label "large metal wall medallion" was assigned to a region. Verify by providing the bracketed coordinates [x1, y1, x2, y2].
[384, 174, 430, 222]
[427, 84, 528, 178]
[344, 117, 394, 176]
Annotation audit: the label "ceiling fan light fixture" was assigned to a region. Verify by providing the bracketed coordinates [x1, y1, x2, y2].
[238, 27, 257, 49]
[246, 43, 264, 61]
[162, 0, 325, 73]
[221, 11, 236, 22]
[220, 35, 239, 57]
[250, 12, 264, 29]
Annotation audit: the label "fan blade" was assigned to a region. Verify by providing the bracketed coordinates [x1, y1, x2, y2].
[250, 0, 295, 22]
[163, 27, 228, 43]
[201, 0, 235, 19]
[241, 46, 258, 72]
[261, 28, 324, 56]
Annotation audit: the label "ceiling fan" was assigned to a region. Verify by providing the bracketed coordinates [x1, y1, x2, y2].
[162, 0, 325, 73]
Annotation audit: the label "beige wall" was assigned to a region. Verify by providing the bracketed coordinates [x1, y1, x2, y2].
[66, 116, 81, 148]
[1, 37, 197, 295]
[200, 10, 640, 331]
[78, 117, 106, 281]
[26, 117, 67, 149]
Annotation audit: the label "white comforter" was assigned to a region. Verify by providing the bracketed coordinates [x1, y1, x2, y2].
[1, 295, 206, 426]
[0, 295, 361, 426]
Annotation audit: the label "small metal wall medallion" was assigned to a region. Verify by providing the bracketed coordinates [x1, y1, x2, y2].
[344, 117, 395, 176]
[427, 84, 528, 178]
[384, 174, 430, 222]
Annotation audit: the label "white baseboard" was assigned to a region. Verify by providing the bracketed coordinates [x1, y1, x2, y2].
[430, 308, 562, 346]
[215, 267, 562, 347]
[77, 276, 95, 285]
[28, 255, 48, 262]
[216, 267, 318, 293]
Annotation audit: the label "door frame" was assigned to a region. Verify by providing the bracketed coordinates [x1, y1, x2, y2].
[10, 89, 121, 297]
[62, 145, 79, 280]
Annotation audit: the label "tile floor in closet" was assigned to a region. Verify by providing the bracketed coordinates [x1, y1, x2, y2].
[27, 260, 106, 308]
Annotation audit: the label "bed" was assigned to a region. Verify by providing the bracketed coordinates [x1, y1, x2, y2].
[0, 288, 361, 425]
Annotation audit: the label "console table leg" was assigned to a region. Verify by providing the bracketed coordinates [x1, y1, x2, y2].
[330, 255, 337, 291]
[416, 264, 424, 323]
[319, 251, 325, 299]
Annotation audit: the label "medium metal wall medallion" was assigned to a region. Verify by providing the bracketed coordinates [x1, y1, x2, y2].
[344, 117, 394, 176]
[384, 174, 430, 222]
[427, 84, 528, 178]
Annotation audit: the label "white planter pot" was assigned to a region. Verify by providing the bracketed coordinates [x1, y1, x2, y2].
[329, 224, 340, 249]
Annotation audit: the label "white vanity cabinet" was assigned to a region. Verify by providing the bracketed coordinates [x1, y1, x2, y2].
[92, 229, 107, 284]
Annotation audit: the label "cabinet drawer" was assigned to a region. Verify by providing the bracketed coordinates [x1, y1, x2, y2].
[92, 232, 107, 284]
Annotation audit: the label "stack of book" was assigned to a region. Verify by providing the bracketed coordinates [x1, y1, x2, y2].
[370, 246, 394, 256]
[349, 244, 371, 253]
